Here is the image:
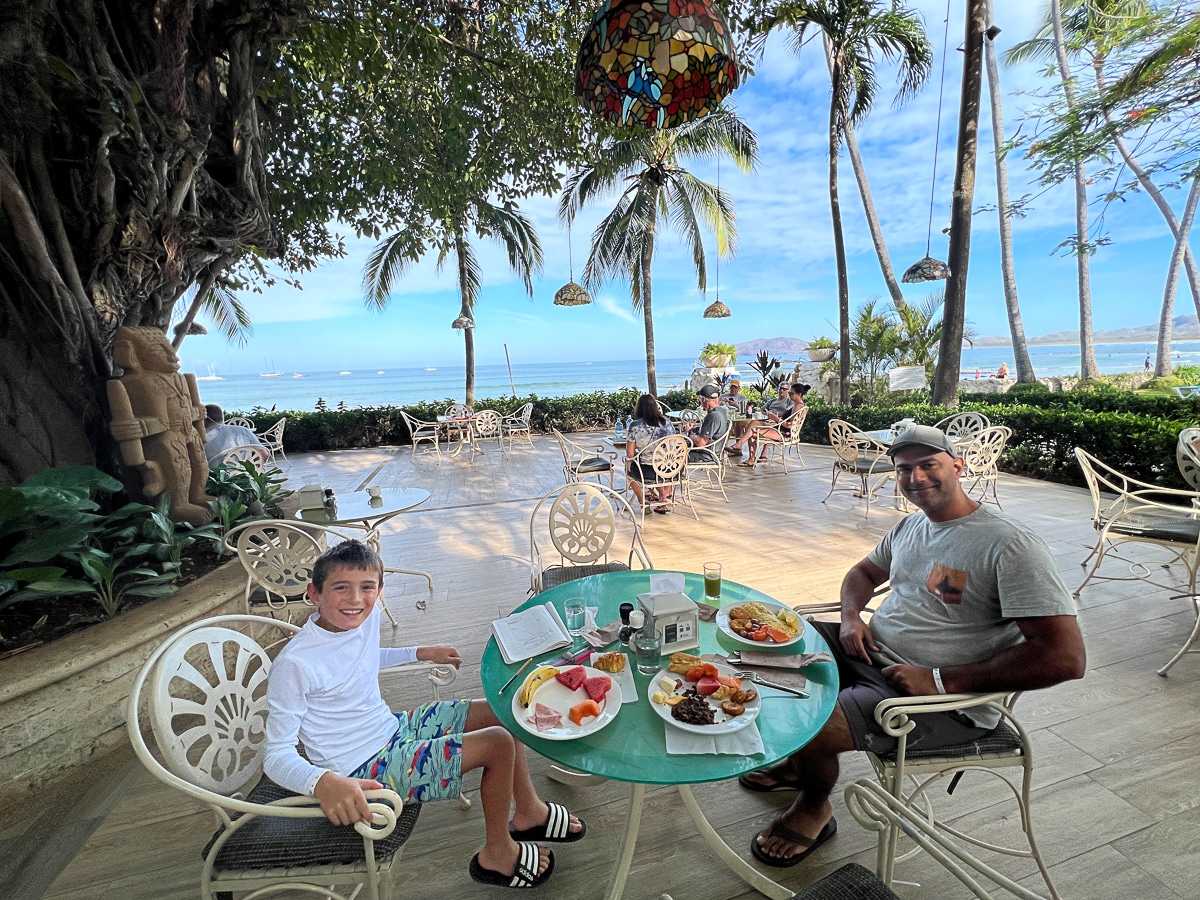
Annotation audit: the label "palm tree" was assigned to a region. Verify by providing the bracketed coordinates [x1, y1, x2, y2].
[982, 0, 1036, 383]
[560, 107, 759, 395]
[757, 0, 931, 403]
[849, 298, 900, 395]
[363, 202, 542, 405]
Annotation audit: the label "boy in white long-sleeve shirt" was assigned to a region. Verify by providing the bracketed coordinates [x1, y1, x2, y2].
[265, 540, 585, 889]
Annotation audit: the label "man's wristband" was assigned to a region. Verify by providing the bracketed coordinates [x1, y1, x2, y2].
[931, 667, 947, 695]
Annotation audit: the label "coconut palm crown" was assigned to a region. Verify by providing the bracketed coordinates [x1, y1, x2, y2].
[559, 106, 759, 396]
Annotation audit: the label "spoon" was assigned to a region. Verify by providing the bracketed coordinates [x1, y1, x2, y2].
[732, 670, 810, 698]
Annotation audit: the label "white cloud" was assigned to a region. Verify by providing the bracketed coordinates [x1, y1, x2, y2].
[595, 293, 638, 323]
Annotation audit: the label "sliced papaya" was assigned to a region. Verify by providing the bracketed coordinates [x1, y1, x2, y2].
[717, 674, 742, 689]
[699, 663, 720, 679]
[764, 626, 791, 644]
[568, 698, 602, 725]
[685, 666, 705, 682]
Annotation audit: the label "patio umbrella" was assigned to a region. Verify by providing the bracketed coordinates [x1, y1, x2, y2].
[575, 0, 740, 129]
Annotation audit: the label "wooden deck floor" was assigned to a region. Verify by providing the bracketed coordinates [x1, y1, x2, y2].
[23, 434, 1200, 899]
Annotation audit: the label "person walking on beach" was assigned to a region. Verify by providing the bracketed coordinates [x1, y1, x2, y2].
[1145, 355, 1152, 372]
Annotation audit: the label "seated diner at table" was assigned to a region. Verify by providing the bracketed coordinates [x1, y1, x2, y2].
[727, 383, 809, 467]
[721, 378, 750, 415]
[683, 385, 731, 463]
[626, 393, 678, 514]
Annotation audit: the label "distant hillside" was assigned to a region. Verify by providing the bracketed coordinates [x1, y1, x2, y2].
[974, 315, 1200, 347]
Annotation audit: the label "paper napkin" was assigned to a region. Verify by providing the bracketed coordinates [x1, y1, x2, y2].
[692, 600, 718, 622]
[580, 618, 622, 648]
[706, 652, 829, 690]
[665, 720, 765, 756]
[649, 572, 686, 594]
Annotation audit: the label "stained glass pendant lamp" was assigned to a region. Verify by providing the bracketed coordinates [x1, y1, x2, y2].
[554, 220, 592, 306]
[703, 299, 730, 318]
[902, 0, 952, 284]
[575, 0, 740, 129]
[451, 315, 475, 330]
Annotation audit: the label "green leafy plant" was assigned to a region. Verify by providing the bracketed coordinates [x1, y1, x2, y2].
[142, 494, 223, 565]
[699, 341, 737, 364]
[747, 350, 780, 394]
[807, 336, 836, 349]
[207, 496, 250, 550]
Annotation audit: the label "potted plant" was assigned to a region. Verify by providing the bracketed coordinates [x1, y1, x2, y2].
[806, 337, 836, 363]
[699, 341, 737, 368]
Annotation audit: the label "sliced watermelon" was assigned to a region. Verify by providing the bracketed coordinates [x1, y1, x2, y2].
[555, 665, 586, 691]
[583, 674, 612, 702]
[696, 675, 721, 696]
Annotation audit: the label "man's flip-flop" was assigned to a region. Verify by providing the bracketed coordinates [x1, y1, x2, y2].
[653, 505, 672, 514]
[750, 817, 836, 868]
[469, 843, 555, 888]
[738, 771, 804, 793]
[737, 460, 756, 468]
[509, 802, 586, 843]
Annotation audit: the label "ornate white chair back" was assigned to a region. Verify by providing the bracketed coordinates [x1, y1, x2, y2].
[547, 483, 620, 564]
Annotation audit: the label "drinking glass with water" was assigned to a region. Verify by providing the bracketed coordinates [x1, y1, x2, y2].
[564, 598, 586, 646]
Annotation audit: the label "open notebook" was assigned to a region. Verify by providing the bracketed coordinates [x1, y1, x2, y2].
[492, 602, 572, 664]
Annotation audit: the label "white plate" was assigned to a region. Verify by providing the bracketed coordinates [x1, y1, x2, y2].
[512, 665, 623, 741]
[646, 662, 761, 735]
[715, 600, 804, 648]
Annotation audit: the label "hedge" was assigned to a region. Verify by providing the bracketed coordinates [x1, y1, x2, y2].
[234, 388, 1200, 491]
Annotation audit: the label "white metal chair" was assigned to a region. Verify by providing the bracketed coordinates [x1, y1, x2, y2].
[625, 433, 695, 523]
[501, 402, 535, 450]
[442, 403, 473, 449]
[1176, 426, 1200, 490]
[125, 614, 459, 900]
[1073, 447, 1200, 600]
[256, 416, 289, 466]
[959, 425, 1012, 508]
[528, 482, 652, 594]
[399, 410, 441, 461]
[678, 408, 701, 427]
[757, 406, 809, 472]
[225, 416, 255, 429]
[686, 413, 734, 502]
[823, 419, 899, 518]
[231, 520, 418, 622]
[218, 443, 272, 474]
[934, 411, 991, 442]
[470, 409, 504, 458]
[552, 429, 617, 489]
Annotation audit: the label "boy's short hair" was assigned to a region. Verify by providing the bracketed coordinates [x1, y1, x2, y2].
[311, 540, 384, 592]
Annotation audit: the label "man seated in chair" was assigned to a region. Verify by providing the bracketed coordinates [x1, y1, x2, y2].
[721, 377, 750, 415]
[202, 403, 265, 467]
[265, 541, 585, 889]
[683, 384, 731, 462]
[740, 425, 1085, 867]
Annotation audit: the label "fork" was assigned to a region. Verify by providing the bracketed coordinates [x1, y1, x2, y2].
[732, 670, 810, 698]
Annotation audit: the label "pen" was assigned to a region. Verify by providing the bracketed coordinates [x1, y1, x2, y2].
[498, 658, 533, 694]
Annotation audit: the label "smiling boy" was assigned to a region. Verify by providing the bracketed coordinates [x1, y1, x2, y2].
[264, 540, 585, 889]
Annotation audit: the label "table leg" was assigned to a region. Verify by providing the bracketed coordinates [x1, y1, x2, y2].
[676, 784, 792, 900]
[605, 782, 644, 900]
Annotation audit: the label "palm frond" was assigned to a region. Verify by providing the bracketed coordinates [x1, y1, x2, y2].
[664, 178, 708, 292]
[362, 231, 417, 310]
[475, 202, 543, 295]
[203, 281, 254, 346]
[454, 233, 482, 312]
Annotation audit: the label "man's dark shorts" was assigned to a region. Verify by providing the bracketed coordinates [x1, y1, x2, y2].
[810, 620, 991, 757]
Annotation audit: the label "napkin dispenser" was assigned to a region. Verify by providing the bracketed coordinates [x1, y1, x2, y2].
[297, 484, 329, 510]
[636, 592, 699, 654]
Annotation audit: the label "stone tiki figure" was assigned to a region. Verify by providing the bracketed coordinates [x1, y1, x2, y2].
[107, 326, 215, 525]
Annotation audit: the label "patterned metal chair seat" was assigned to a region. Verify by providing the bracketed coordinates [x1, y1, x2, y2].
[540, 562, 630, 591]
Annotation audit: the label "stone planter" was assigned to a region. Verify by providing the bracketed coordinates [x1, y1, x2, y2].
[700, 353, 731, 368]
[0, 560, 245, 811]
[807, 348, 836, 362]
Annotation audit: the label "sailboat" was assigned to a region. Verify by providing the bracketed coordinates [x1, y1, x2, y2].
[196, 364, 223, 382]
[260, 359, 282, 377]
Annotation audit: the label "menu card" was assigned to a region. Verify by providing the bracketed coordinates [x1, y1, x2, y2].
[492, 602, 572, 665]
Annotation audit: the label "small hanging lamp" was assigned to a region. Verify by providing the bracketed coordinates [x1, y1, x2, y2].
[702, 155, 730, 318]
[451, 315, 475, 330]
[575, 0, 740, 129]
[902, 0, 952, 285]
[554, 220, 592, 307]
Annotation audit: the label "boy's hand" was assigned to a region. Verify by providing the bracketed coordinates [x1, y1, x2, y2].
[314, 771, 383, 825]
[417, 645, 462, 668]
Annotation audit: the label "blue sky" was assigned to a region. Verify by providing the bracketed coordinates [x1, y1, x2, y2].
[181, 1, 1190, 375]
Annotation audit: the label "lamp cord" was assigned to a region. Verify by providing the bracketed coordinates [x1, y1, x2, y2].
[567, 218, 575, 282]
[926, 0, 953, 256]
[715, 153, 720, 301]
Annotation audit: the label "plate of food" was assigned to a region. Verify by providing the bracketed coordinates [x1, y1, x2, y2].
[511, 663, 623, 741]
[646, 654, 761, 735]
[716, 600, 804, 648]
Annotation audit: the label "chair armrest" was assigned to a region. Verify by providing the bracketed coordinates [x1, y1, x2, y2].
[873, 692, 1013, 738]
[255, 789, 404, 839]
[379, 660, 459, 691]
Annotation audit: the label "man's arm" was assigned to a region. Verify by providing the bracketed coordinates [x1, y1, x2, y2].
[838, 558, 889, 661]
[882, 614, 1086, 696]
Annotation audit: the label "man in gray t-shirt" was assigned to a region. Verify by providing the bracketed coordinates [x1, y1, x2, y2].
[687, 385, 730, 461]
[742, 425, 1086, 868]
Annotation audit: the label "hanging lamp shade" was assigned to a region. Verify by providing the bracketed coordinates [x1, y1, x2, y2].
[901, 256, 951, 283]
[575, 0, 740, 129]
[702, 299, 731, 318]
[554, 281, 592, 306]
[451, 315, 475, 330]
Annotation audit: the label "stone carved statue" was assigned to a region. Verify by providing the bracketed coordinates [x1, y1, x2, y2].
[106, 326, 214, 525]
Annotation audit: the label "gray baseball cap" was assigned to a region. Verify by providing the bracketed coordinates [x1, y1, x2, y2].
[697, 384, 720, 399]
[886, 424, 961, 458]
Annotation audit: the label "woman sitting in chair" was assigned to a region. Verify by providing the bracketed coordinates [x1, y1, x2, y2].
[729, 383, 810, 467]
[626, 393, 677, 513]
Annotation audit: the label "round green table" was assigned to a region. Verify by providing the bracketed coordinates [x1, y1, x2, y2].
[482, 570, 838, 900]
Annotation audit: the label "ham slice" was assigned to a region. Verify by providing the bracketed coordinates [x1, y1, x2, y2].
[526, 703, 563, 732]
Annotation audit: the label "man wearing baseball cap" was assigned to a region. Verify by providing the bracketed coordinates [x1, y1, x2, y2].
[741, 423, 1085, 868]
[686, 385, 731, 463]
[721, 378, 749, 415]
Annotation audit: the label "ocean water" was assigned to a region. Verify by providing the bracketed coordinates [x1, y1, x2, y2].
[192, 343, 1200, 413]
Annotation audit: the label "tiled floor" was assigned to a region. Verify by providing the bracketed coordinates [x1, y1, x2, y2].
[17, 434, 1200, 899]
